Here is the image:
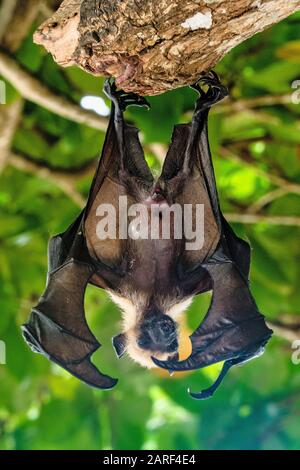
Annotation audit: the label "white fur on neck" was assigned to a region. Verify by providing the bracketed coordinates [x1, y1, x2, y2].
[108, 290, 144, 330]
[166, 296, 193, 321]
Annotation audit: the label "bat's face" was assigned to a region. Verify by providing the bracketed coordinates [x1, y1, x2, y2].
[125, 314, 179, 369]
[110, 293, 186, 368]
[137, 312, 178, 353]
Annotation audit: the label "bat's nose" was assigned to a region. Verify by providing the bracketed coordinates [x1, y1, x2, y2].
[138, 315, 178, 352]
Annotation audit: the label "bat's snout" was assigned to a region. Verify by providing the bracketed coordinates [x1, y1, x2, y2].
[138, 314, 178, 353]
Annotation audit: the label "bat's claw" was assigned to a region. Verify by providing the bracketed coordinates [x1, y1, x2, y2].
[191, 71, 228, 112]
[166, 352, 179, 375]
[104, 78, 150, 111]
[191, 70, 224, 92]
[103, 77, 117, 99]
[151, 356, 178, 375]
[188, 387, 214, 400]
[151, 355, 195, 372]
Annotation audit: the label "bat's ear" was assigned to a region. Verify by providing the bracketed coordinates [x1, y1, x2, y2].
[112, 333, 127, 358]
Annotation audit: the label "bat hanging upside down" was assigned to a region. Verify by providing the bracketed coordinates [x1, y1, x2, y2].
[22, 72, 272, 399]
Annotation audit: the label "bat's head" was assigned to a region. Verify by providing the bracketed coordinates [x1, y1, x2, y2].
[136, 310, 178, 354]
[110, 293, 191, 368]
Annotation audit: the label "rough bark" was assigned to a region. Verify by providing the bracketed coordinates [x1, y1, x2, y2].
[34, 0, 300, 95]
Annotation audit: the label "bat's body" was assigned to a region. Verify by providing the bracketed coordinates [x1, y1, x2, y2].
[22, 74, 272, 399]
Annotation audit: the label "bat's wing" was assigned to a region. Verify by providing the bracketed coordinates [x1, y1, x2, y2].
[22, 211, 118, 389]
[22, 81, 151, 389]
[153, 73, 272, 398]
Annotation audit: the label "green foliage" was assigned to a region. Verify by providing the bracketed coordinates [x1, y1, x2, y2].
[1, 12, 300, 451]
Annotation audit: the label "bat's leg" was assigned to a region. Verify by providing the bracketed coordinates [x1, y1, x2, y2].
[189, 358, 237, 400]
[103, 79, 150, 172]
[188, 355, 250, 400]
[191, 71, 228, 116]
[183, 71, 228, 174]
[104, 79, 150, 112]
[189, 335, 267, 400]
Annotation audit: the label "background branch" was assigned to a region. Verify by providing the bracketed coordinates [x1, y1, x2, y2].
[9, 152, 96, 207]
[225, 213, 300, 226]
[246, 188, 290, 215]
[1, 0, 42, 52]
[217, 94, 294, 114]
[0, 0, 41, 175]
[0, 50, 108, 131]
[0, 100, 23, 173]
[219, 146, 300, 195]
[0, 0, 18, 41]
[268, 319, 300, 342]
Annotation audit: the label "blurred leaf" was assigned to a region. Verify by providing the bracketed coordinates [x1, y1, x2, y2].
[16, 34, 45, 73]
[244, 61, 300, 94]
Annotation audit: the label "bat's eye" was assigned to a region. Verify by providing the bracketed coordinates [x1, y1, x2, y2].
[160, 321, 173, 334]
[137, 333, 151, 349]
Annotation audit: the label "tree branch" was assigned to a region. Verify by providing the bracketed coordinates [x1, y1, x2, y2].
[9, 152, 93, 207]
[0, 0, 18, 41]
[33, 0, 300, 95]
[0, 50, 108, 131]
[0, 0, 65, 178]
[1, 0, 42, 52]
[225, 213, 300, 226]
[268, 319, 300, 342]
[219, 146, 300, 195]
[0, 100, 23, 172]
[216, 94, 294, 114]
[246, 187, 290, 215]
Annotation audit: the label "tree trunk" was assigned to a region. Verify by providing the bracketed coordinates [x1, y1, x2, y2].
[34, 0, 300, 95]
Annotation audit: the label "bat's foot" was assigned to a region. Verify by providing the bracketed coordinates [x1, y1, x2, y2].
[187, 346, 267, 400]
[191, 71, 228, 112]
[104, 78, 150, 111]
[187, 357, 242, 400]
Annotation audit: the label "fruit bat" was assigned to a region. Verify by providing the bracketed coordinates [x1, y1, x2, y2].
[22, 72, 272, 399]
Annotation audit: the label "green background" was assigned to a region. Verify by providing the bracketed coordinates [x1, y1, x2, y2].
[1, 10, 300, 450]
